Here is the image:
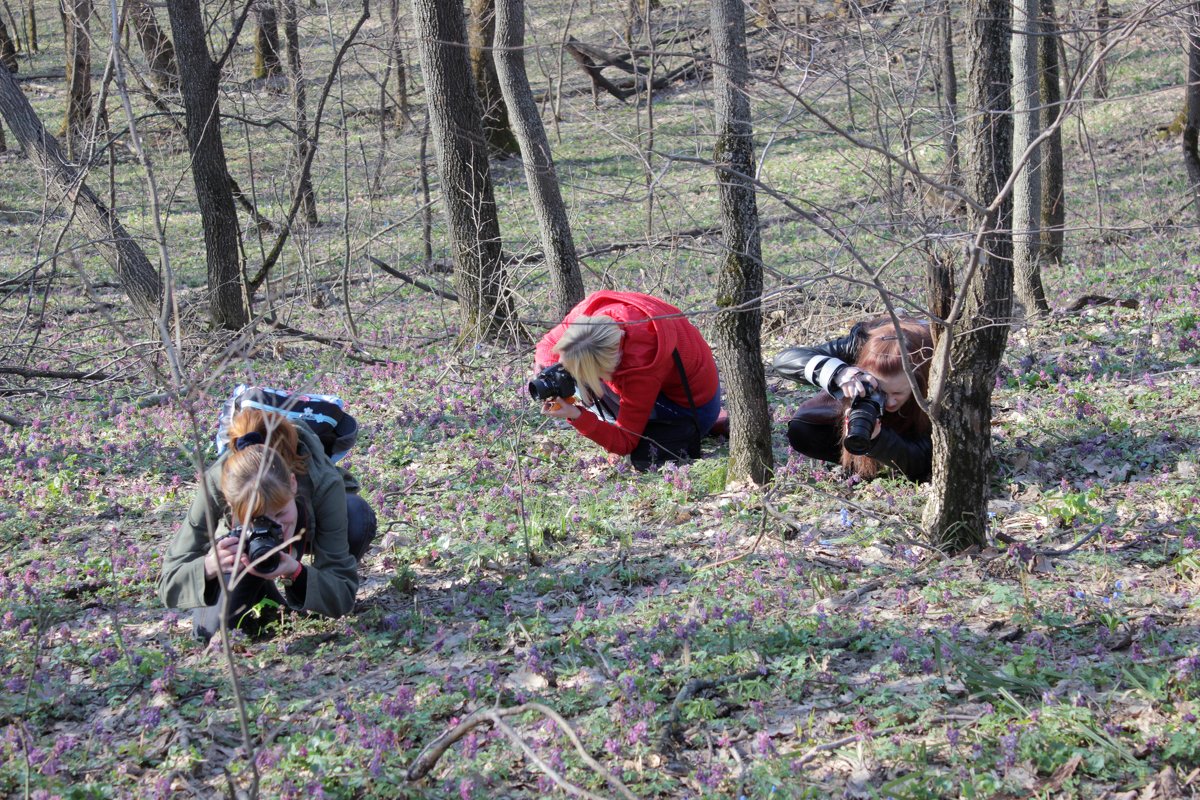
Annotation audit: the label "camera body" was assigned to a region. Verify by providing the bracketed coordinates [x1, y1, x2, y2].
[528, 363, 577, 401]
[843, 389, 886, 455]
[227, 515, 284, 573]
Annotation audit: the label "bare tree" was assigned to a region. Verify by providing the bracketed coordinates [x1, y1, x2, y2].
[0, 66, 162, 317]
[493, 0, 584, 318]
[710, 0, 773, 486]
[60, 0, 92, 159]
[1039, 0, 1065, 265]
[253, 0, 282, 80]
[280, 0, 317, 224]
[921, 0, 1014, 550]
[1094, 0, 1109, 98]
[166, 0, 247, 329]
[412, 0, 519, 342]
[936, 0, 961, 185]
[1185, 0, 1200, 221]
[469, 0, 519, 156]
[1012, 0, 1049, 316]
[127, 0, 178, 92]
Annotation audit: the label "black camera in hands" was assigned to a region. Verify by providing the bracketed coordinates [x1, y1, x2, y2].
[843, 389, 886, 455]
[528, 363, 576, 401]
[227, 515, 284, 573]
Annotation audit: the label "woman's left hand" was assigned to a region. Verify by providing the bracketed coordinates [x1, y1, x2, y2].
[542, 398, 581, 420]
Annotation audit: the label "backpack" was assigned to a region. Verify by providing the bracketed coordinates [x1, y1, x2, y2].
[215, 384, 359, 463]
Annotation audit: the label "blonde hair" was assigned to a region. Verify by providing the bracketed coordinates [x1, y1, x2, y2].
[221, 408, 306, 524]
[553, 314, 623, 403]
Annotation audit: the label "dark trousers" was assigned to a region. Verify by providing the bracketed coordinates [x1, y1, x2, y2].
[786, 393, 844, 466]
[192, 494, 377, 642]
[630, 388, 722, 469]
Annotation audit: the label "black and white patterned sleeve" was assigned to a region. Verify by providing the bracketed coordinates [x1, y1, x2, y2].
[771, 326, 865, 395]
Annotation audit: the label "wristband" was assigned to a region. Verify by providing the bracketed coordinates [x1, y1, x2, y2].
[279, 563, 303, 587]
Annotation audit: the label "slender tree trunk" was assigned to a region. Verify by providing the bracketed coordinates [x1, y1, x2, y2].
[937, 0, 961, 184]
[1094, 0, 1109, 98]
[127, 0, 178, 91]
[166, 0, 248, 329]
[253, 0, 282, 79]
[387, 0, 409, 127]
[412, 0, 519, 343]
[921, 0, 1014, 551]
[60, 0, 92, 160]
[25, 0, 35, 52]
[1039, 0, 1065, 265]
[710, 0, 773, 486]
[0, 67, 162, 316]
[468, 0, 518, 157]
[493, 0, 584, 318]
[0, 14, 16, 72]
[280, 0, 317, 224]
[1185, 0, 1200, 222]
[1012, 0, 1048, 316]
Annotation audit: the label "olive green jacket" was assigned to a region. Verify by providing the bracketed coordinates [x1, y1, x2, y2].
[157, 425, 359, 618]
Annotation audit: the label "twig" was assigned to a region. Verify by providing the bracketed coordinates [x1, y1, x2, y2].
[696, 490, 773, 572]
[367, 254, 459, 301]
[264, 321, 389, 365]
[657, 668, 769, 758]
[0, 364, 114, 381]
[788, 733, 861, 767]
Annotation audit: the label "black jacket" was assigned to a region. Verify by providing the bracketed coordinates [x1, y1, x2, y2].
[773, 322, 931, 482]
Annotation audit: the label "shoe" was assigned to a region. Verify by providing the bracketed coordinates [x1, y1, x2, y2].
[708, 410, 729, 438]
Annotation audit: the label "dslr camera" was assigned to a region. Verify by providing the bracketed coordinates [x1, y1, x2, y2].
[843, 389, 886, 455]
[528, 363, 576, 401]
[227, 515, 284, 573]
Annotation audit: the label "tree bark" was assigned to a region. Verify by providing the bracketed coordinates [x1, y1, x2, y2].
[0, 66, 162, 317]
[1012, 0, 1049, 316]
[1185, 0, 1200, 222]
[0, 13, 16, 72]
[127, 0, 178, 92]
[253, 0, 282, 79]
[166, 0, 248, 329]
[937, 0, 961, 185]
[60, 0, 92, 160]
[412, 0, 519, 343]
[492, 0, 584, 319]
[710, 0, 773, 486]
[25, 0, 35, 52]
[387, 0, 409, 127]
[1039, 0, 1065, 265]
[1094, 0, 1109, 98]
[468, 0, 518, 157]
[921, 0, 1014, 551]
[280, 0, 317, 224]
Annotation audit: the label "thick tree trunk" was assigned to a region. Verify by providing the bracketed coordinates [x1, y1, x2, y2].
[166, 0, 247, 329]
[1039, 0, 1065, 265]
[1012, 0, 1048, 316]
[0, 14, 16, 72]
[710, 0, 773, 486]
[253, 1, 282, 79]
[60, 0, 92, 160]
[937, 0, 961, 185]
[1185, 0, 1200, 222]
[412, 0, 519, 343]
[127, 0, 178, 92]
[0, 67, 162, 316]
[468, 0, 518, 157]
[280, 0, 317, 224]
[492, 0, 584, 319]
[921, 0, 1014, 551]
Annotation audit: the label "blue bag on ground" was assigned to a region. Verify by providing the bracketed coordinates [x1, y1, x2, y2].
[215, 385, 359, 462]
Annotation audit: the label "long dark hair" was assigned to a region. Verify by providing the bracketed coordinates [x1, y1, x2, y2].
[841, 316, 934, 478]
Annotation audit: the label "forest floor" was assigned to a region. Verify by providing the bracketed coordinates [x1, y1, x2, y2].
[1, 0, 1199, 797]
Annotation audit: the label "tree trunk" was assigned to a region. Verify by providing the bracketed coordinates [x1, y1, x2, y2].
[1094, 0, 1109, 98]
[1184, 0, 1200, 222]
[127, 0, 178, 92]
[60, 0, 92, 160]
[937, 0, 961, 185]
[492, 0, 584, 319]
[1039, 0, 1065, 265]
[166, 0, 248, 329]
[710, 0, 773, 486]
[412, 0, 519, 343]
[280, 0, 317, 224]
[0, 67, 162, 316]
[253, 0, 282, 79]
[1012, 0, 1048, 316]
[921, 0, 1014, 552]
[468, 0, 518, 157]
[387, 0, 409, 127]
[25, 0, 35, 52]
[0, 13, 16, 72]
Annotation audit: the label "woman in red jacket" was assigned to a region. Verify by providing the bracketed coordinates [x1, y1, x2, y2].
[535, 291, 721, 469]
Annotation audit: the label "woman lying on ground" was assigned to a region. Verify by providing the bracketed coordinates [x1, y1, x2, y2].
[534, 290, 723, 470]
[158, 408, 376, 642]
[773, 315, 934, 482]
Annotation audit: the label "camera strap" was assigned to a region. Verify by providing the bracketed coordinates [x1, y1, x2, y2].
[671, 348, 702, 440]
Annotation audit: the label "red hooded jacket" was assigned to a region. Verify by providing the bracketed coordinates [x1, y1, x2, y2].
[535, 291, 719, 455]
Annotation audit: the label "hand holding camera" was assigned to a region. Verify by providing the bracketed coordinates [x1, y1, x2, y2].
[529, 364, 582, 419]
[835, 366, 877, 399]
[206, 516, 300, 580]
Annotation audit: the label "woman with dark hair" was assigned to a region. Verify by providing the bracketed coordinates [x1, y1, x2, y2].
[158, 407, 376, 642]
[773, 316, 934, 482]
